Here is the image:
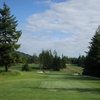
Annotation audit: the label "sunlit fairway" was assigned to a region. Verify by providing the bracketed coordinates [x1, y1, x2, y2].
[0, 69, 100, 100]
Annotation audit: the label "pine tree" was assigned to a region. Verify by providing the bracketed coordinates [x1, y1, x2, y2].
[39, 50, 53, 70]
[52, 55, 61, 71]
[83, 26, 100, 77]
[0, 3, 21, 72]
[61, 55, 66, 69]
[39, 50, 62, 71]
[77, 55, 85, 67]
[52, 51, 61, 71]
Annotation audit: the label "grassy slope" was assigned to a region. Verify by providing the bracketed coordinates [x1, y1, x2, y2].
[65, 64, 83, 74]
[0, 69, 100, 100]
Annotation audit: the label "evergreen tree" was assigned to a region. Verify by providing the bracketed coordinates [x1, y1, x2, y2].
[61, 55, 66, 68]
[39, 50, 53, 70]
[0, 3, 21, 72]
[31, 54, 38, 63]
[52, 55, 61, 71]
[69, 57, 78, 65]
[39, 50, 63, 71]
[52, 50, 61, 71]
[77, 55, 85, 67]
[83, 26, 100, 77]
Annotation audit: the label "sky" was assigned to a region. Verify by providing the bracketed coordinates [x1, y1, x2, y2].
[0, 0, 100, 57]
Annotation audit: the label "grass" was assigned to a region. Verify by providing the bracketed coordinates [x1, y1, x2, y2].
[65, 64, 83, 74]
[0, 69, 100, 100]
[10, 63, 40, 71]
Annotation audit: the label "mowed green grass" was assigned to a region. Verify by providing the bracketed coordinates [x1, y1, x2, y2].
[0, 70, 100, 100]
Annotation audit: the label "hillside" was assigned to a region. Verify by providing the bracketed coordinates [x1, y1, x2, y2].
[16, 51, 32, 59]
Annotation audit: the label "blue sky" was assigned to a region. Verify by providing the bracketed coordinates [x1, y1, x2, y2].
[0, 0, 66, 24]
[0, 0, 100, 57]
[0, 0, 51, 23]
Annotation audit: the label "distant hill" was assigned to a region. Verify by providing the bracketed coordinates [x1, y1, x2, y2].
[16, 51, 32, 58]
[16, 51, 33, 63]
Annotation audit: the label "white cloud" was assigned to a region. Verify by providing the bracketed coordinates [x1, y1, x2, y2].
[19, 0, 100, 57]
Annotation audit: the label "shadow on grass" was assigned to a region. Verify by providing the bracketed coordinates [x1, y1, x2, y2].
[47, 73, 100, 80]
[0, 69, 21, 76]
[65, 88, 100, 93]
[45, 71, 100, 80]
[22, 86, 100, 93]
[64, 75, 100, 81]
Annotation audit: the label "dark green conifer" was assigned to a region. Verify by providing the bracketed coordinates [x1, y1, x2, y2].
[0, 3, 21, 72]
[83, 26, 100, 77]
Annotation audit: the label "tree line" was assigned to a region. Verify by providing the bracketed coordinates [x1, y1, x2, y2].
[39, 50, 66, 71]
[16, 50, 66, 71]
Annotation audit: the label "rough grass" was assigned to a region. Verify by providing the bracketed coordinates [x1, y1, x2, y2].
[65, 64, 83, 74]
[0, 70, 100, 100]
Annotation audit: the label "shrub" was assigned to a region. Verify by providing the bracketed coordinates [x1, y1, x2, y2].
[22, 63, 30, 71]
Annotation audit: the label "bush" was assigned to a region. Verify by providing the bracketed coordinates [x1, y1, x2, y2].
[22, 63, 30, 71]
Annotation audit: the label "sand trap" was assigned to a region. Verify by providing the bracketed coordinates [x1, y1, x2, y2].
[37, 71, 44, 73]
[73, 73, 79, 76]
[37, 70, 50, 74]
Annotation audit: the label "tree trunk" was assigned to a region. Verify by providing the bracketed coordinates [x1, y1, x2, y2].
[5, 65, 8, 72]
